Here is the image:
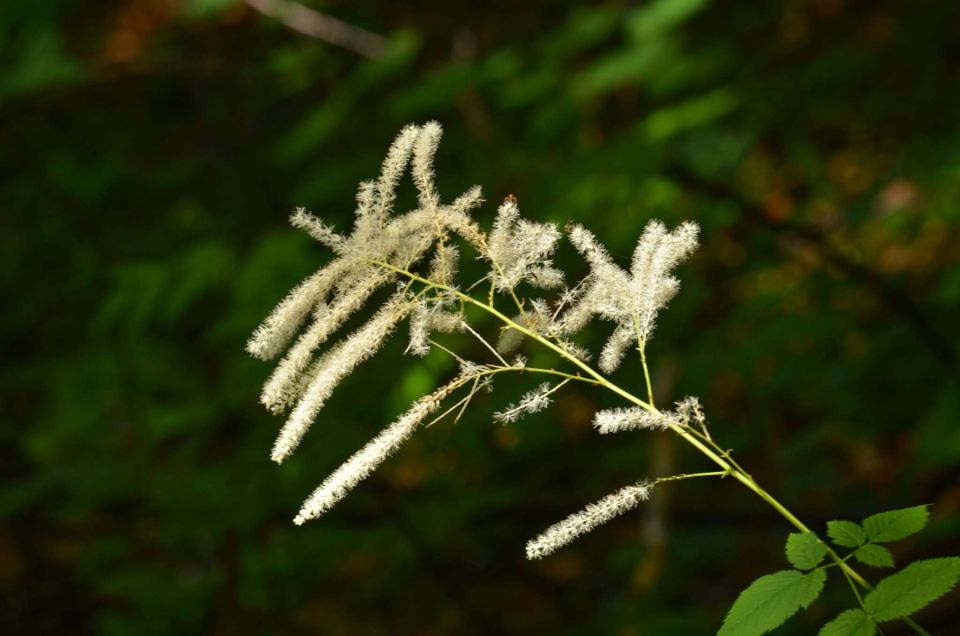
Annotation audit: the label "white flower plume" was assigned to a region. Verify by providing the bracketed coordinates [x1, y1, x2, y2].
[487, 197, 564, 292]
[247, 123, 707, 550]
[293, 378, 464, 524]
[249, 122, 485, 463]
[593, 406, 673, 434]
[559, 220, 699, 373]
[493, 381, 566, 424]
[271, 292, 411, 464]
[407, 244, 463, 356]
[592, 397, 707, 437]
[526, 481, 654, 559]
[676, 395, 706, 427]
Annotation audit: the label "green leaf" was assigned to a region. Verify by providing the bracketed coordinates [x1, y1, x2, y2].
[819, 609, 876, 636]
[862, 506, 929, 543]
[786, 532, 828, 570]
[863, 557, 960, 622]
[718, 569, 827, 636]
[853, 544, 894, 568]
[827, 521, 867, 548]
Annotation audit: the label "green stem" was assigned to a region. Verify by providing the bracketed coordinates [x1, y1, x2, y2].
[632, 318, 655, 407]
[375, 260, 931, 636]
[902, 617, 931, 636]
[655, 470, 728, 483]
[494, 365, 603, 385]
[840, 564, 867, 608]
[640, 343, 655, 407]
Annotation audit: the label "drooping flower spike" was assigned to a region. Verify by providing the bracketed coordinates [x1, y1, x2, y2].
[249, 123, 701, 559]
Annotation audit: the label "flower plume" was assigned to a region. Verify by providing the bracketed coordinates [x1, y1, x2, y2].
[248, 123, 703, 564]
[487, 197, 564, 291]
[526, 481, 654, 559]
[493, 381, 566, 424]
[593, 406, 673, 434]
[293, 378, 465, 524]
[559, 220, 699, 373]
[249, 122, 483, 463]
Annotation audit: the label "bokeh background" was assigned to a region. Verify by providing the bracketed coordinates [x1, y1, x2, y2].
[3, 0, 960, 634]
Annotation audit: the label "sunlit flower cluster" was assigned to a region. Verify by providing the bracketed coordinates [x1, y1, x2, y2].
[248, 123, 702, 545]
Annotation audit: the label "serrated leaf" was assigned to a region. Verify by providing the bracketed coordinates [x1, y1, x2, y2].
[718, 569, 827, 636]
[819, 609, 876, 636]
[853, 544, 894, 568]
[863, 557, 960, 621]
[862, 506, 929, 543]
[786, 532, 828, 569]
[827, 520, 866, 548]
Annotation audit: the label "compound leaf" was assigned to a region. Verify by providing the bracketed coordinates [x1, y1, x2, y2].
[863, 557, 960, 622]
[719, 569, 827, 636]
[853, 544, 894, 568]
[819, 609, 876, 636]
[862, 506, 929, 543]
[786, 532, 828, 570]
[827, 520, 866, 548]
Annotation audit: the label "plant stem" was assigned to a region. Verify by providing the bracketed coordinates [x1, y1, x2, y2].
[632, 318, 655, 406]
[375, 261, 931, 636]
[640, 343, 655, 407]
[655, 471, 728, 483]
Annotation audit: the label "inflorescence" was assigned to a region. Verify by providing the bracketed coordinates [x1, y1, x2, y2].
[247, 122, 701, 554]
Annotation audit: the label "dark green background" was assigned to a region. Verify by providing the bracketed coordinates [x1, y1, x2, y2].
[3, 0, 959, 633]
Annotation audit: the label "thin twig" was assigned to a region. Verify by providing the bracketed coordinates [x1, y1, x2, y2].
[245, 0, 387, 59]
[460, 319, 509, 366]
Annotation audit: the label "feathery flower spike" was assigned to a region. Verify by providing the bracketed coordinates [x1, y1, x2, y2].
[526, 481, 654, 559]
[592, 406, 673, 434]
[271, 292, 411, 463]
[560, 221, 698, 373]
[487, 197, 564, 292]
[293, 378, 465, 524]
[493, 381, 567, 424]
[251, 122, 486, 464]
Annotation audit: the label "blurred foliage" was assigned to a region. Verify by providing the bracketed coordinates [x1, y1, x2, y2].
[2, 0, 959, 633]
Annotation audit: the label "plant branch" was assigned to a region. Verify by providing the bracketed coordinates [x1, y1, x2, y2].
[654, 471, 728, 484]
[374, 258, 931, 636]
[245, 0, 388, 59]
